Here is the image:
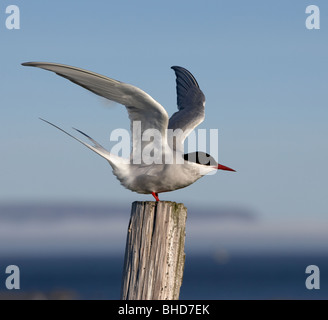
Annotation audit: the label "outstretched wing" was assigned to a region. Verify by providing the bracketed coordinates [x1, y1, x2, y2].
[22, 62, 169, 163]
[168, 66, 205, 152]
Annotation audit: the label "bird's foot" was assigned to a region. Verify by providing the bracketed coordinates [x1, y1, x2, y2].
[151, 192, 159, 202]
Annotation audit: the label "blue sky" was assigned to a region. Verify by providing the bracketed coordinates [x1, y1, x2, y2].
[1, 0, 328, 230]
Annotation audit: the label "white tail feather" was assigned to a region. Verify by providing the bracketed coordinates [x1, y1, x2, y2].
[39, 118, 128, 167]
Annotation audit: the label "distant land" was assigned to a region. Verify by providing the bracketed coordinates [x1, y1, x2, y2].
[0, 202, 257, 221]
[0, 203, 327, 256]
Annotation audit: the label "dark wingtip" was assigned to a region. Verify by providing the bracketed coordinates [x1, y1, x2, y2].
[171, 65, 200, 89]
[171, 66, 188, 73]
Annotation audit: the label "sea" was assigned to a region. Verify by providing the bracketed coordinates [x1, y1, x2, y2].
[0, 253, 327, 300]
[0, 204, 327, 300]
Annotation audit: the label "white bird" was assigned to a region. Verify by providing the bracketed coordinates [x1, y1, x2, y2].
[22, 62, 235, 201]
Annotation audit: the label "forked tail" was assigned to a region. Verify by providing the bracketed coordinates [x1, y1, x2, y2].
[39, 118, 126, 166]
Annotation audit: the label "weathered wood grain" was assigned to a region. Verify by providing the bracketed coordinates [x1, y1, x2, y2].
[120, 201, 187, 300]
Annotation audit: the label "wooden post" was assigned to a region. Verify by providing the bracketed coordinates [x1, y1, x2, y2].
[120, 201, 187, 300]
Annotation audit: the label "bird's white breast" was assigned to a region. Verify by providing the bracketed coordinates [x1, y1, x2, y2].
[111, 161, 216, 194]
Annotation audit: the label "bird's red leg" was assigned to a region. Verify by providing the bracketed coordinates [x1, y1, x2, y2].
[151, 192, 159, 202]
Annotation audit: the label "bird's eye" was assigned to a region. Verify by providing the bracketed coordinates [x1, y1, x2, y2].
[183, 152, 215, 166]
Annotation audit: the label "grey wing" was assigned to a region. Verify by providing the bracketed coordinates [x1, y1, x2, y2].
[22, 62, 169, 161]
[168, 66, 205, 152]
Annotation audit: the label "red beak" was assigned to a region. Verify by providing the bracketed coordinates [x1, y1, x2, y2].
[217, 164, 236, 172]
